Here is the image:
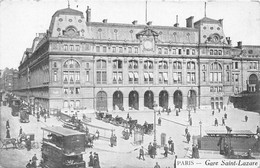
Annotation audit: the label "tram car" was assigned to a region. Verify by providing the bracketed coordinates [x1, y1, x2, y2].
[41, 126, 86, 168]
[11, 98, 21, 116]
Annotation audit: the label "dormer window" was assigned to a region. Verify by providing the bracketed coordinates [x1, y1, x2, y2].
[63, 26, 79, 37]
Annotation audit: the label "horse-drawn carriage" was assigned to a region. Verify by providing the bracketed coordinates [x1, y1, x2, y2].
[103, 114, 113, 123]
[96, 112, 104, 120]
[143, 123, 153, 135]
[0, 133, 39, 150]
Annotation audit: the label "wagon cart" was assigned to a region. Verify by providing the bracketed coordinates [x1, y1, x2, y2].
[17, 133, 39, 150]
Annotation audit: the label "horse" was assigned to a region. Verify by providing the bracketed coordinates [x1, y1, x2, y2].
[0, 138, 17, 150]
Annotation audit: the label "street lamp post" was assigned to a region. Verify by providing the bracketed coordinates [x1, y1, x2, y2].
[153, 102, 157, 145]
[199, 121, 202, 138]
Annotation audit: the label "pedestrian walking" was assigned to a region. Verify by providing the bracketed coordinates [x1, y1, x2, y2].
[222, 117, 225, 126]
[168, 108, 171, 115]
[215, 118, 218, 126]
[174, 155, 177, 168]
[32, 154, 38, 168]
[148, 142, 152, 158]
[110, 134, 114, 147]
[189, 117, 192, 126]
[127, 113, 129, 119]
[245, 115, 248, 122]
[218, 108, 221, 113]
[151, 143, 156, 158]
[88, 152, 94, 167]
[44, 113, 47, 122]
[176, 110, 179, 116]
[6, 120, 10, 129]
[192, 144, 196, 158]
[164, 144, 169, 157]
[224, 113, 227, 119]
[158, 117, 161, 126]
[256, 126, 260, 135]
[224, 106, 226, 111]
[185, 127, 188, 136]
[93, 153, 100, 168]
[186, 132, 191, 143]
[19, 126, 23, 136]
[154, 162, 160, 168]
[37, 112, 40, 122]
[6, 128, 10, 138]
[139, 146, 145, 160]
[26, 160, 32, 168]
[212, 110, 214, 116]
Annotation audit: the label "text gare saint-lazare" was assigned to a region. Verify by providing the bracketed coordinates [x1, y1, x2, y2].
[177, 160, 259, 166]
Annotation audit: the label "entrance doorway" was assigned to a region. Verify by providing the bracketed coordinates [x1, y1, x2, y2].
[173, 90, 183, 109]
[159, 90, 168, 109]
[96, 91, 107, 111]
[129, 91, 139, 110]
[144, 90, 154, 109]
[113, 91, 123, 110]
[187, 90, 196, 108]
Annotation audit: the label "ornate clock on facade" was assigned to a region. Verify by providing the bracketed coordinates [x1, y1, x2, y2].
[143, 40, 153, 50]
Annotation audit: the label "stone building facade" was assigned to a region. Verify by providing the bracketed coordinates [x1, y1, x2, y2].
[16, 7, 260, 112]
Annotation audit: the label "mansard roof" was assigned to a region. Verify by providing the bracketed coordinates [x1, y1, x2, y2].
[52, 8, 84, 18]
[194, 17, 220, 25]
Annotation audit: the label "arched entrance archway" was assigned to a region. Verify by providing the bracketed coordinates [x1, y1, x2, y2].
[187, 90, 196, 108]
[129, 91, 139, 110]
[113, 91, 123, 110]
[173, 90, 183, 109]
[248, 74, 259, 92]
[144, 90, 154, 109]
[159, 90, 168, 109]
[96, 91, 107, 111]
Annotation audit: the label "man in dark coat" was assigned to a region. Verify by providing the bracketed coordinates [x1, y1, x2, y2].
[186, 132, 191, 144]
[148, 142, 152, 157]
[32, 154, 38, 168]
[185, 127, 188, 136]
[19, 126, 23, 136]
[212, 110, 214, 116]
[89, 152, 94, 167]
[168, 137, 174, 154]
[6, 128, 10, 138]
[164, 144, 169, 157]
[37, 112, 40, 122]
[222, 117, 225, 126]
[224, 113, 227, 119]
[26, 137, 31, 151]
[158, 117, 161, 126]
[189, 117, 192, 126]
[6, 120, 10, 129]
[139, 146, 145, 160]
[245, 115, 248, 122]
[214, 118, 218, 126]
[93, 153, 100, 168]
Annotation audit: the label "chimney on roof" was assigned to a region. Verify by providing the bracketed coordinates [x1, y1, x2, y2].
[86, 6, 91, 22]
[186, 16, 194, 28]
[132, 20, 138, 25]
[237, 41, 242, 49]
[102, 19, 108, 23]
[218, 19, 223, 26]
[174, 15, 179, 27]
[147, 21, 152, 26]
[226, 37, 232, 45]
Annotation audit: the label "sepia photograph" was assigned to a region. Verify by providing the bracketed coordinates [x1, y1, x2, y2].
[0, 0, 260, 168]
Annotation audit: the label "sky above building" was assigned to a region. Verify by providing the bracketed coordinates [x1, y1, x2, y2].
[0, 0, 259, 69]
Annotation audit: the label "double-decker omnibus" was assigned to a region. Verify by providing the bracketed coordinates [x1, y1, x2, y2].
[11, 98, 20, 116]
[41, 126, 86, 168]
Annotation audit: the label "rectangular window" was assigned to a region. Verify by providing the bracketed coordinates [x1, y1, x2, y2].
[70, 87, 74, 94]
[159, 72, 163, 83]
[226, 72, 230, 82]
[97, 71, 101, 84]
[164, 48, 168, 55]
[86, 71, 89, 82]
[191, 72, 195, 83]
[54, 71, 57, 82]
[63, 71, 68, 83]
[187, 73, 191, 83]
[75, 87, 80, 94]
[158, 48, 162, 54]
[118, 72, 123, 84]
[163, 72, 168, 84]
[64, 88, 68, 94]
[235, 74, 239, 82]
[102, 71, 107, 84]
[173, 72, 182, 83]
[119, 47, 123, 53]
[64, 45, 68, 51]
[86, 62, 90, 69]
[112, 47, 116, 53]
[70, 45, 74, 51]
[96, 46, 100, 52]
[69, 71, 74, 83]
[144, 72, 149, 83]
[76, 45, 80, 51]
[75, 71, 80, 82]
[149, 73, 153, 83]
[75, 100, 80, 107]
[192, 49, 195, 55]
[128, 72, 133, 83]
[172, 49, 176, 55]
[186, 49, 190, 55]
[178, 49, 182, 55]
[113, 72, 117, 84]
[97, 61, 101, 69]
[218, 72, 222, 82]
[103, 46, 107, 52]
[134, 47, 138, 53]
[128, 47, 132, 53]
[235, 62, 238, 69]
[203, 72, 206, 82]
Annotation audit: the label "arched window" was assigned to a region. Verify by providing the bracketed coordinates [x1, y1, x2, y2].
[144, 60, 154, 84]
[187, 61, 195, 70]
[173, 61, 182, 69]
[63, 59, 80, 84]
[129, 60, 138, 69]
[113, 59, 123, 69]
[144, 60, 153, 69]
[210, 62, 222, 83]
[159, 61, 168, 69]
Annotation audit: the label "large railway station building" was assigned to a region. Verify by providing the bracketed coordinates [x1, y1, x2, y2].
[16, 7, 260, 112]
